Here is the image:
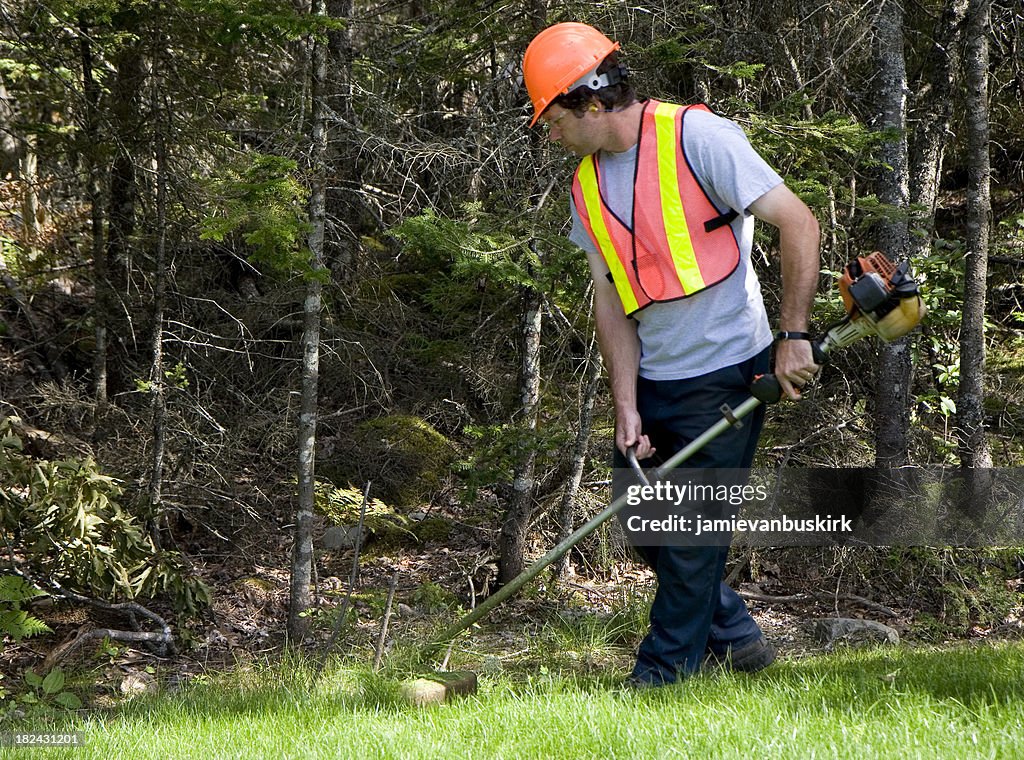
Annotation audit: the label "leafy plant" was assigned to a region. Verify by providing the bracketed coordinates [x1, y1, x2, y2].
[19, 668, 82, 711]
[454, 421, 571, 503]
[134, 361, 191, 393]
[410, 581, 459, 614]
[0, 417, 209, 614]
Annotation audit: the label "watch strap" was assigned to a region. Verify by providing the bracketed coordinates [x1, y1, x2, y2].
[774, 330, 813, 341]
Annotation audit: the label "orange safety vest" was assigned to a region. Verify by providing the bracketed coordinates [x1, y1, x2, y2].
[571, 101, 740, 316]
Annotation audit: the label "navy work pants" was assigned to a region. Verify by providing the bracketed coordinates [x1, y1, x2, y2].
[615, 348, 770, 684]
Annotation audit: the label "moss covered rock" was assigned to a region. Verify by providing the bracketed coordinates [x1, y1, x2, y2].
[324, 415, 454, 509]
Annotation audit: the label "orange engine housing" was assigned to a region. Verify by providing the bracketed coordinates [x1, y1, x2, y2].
[838, 251, 897, 315]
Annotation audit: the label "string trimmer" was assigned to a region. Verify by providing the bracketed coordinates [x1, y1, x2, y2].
[413, 251, 925, 684]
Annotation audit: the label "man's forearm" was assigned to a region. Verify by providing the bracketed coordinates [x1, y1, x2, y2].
[748, 184, 821, 333]
[594, 295, 641, 416]
[748, 183, 821, 399]
[586, 255, 654, 456]
[777, 212, 821, 332]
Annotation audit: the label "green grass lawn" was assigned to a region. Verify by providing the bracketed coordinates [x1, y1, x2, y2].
[4, 642, 1023, 759]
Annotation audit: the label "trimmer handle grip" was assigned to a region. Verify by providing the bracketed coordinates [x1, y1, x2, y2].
[752, 334, 829, 404]
[811, 338, 829, 365]
[750, 374, 782, 404]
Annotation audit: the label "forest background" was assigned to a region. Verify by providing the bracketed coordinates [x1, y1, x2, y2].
[1, 0, 1023, 699]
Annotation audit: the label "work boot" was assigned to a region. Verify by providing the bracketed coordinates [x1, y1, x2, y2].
[705, 636, 777, 673]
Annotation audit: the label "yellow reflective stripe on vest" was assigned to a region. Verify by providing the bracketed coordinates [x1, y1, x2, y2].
[653, 102, 706, 293]
[578, 156, 640, 314]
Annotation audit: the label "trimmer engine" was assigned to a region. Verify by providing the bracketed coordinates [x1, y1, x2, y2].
[816, 251, 927, 356]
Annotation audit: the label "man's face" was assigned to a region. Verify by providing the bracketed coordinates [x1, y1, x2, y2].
[539, 104, 597, 156]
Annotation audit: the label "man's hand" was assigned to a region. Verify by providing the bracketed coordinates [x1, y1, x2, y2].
[616, 408, 655, 460]
[773, 339, 819, 401]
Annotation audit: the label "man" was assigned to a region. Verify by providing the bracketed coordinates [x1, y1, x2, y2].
[523, 22, 821, 686]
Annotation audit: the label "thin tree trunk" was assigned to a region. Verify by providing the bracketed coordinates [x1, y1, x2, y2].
[148, 79, 169, 519]
[909, 0, 969, 257]
[288, 0, 329, 642]
[105, 42, 143, 282]
[957, 0, 993, 518]
[102, 38, 144, 393]
[908, 0, 968, 410]
[553, 334, 603, 579]
[498, 283, 543, 585]
[326, 0, 357, 278]
[0, 72, 19, 177]
[19, 133, 39, 241]
[872, 0, 913, 468]
[496, 0, 548, 587]
[79, 27, 108, 409]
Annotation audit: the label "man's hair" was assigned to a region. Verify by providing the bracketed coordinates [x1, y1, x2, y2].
[551, 53, 636, 116]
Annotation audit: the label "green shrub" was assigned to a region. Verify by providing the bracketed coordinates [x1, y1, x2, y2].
[410, 581, 459, 614]
[199, 152, 314, 278]
[0, 417, 209, 614]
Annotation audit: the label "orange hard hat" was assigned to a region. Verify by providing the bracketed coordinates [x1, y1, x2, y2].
[523, 22, 620, 126]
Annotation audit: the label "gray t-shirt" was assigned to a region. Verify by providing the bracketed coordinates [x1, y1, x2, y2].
[570, 106, 781, 381]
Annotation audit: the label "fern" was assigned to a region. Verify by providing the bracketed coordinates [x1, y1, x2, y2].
[0, 575, 51, 642]
[0, 575, 47, 603]
[0, 609, 51, 641]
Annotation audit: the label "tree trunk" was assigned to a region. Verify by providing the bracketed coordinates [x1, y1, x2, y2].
[957, 0, 993, 518]
[0, 72, 20, 177]
[148, 82, 169, 521]
[498, 283, 543, 585]
[495, 0, 549, 587]
[19, 133, 39, 241]
[288, 0, 329, 643]
[105, 41, 144, 283]
[92, 29, 144, 414]
[79, 27, 108, 409]
[908, 0, 968, 410]
[909, 0, 969, 256]
[553, 334, 603, 579]
[325, 0, 359, 278]
[872, 0, 913, 468]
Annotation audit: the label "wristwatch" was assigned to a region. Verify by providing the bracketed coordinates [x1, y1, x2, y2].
[774, 330, 813, 341]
